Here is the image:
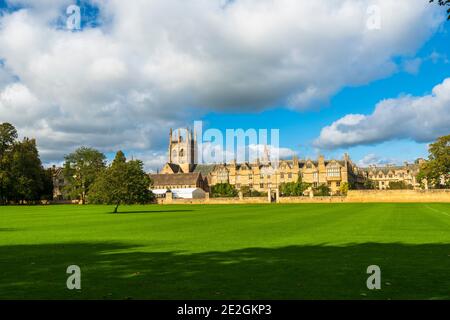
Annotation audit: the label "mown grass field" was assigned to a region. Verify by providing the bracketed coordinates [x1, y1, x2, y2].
[1, 203, 450, 300]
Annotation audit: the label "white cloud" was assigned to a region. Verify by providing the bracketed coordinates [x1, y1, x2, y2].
[357, 153, 397, 167]
[132, 151, 168, 173]
[314, 77, 450, 149]
[199, 142, 296, 164]
[402, 57, 422, 75]
[0, 0, 444, 162]
[131, 143, 296, 172]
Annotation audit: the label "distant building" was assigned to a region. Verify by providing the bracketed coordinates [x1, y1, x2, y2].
[360, 159, 426, 190]
[152, 188, 206, 199]
[153, 128, 364, 195]
[150, 172, 206, 190]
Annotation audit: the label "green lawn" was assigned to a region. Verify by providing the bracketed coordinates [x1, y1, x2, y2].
[1, 203, 450, 300]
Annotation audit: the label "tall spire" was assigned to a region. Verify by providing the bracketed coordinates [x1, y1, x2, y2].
[262, 144, 270, 164]
[169, 128, 173, 163]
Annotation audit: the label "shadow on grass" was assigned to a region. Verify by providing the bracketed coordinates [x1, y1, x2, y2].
[0, 242, 449, 300]
[108, 209, 195, 214]
[0, 228, 18, 232]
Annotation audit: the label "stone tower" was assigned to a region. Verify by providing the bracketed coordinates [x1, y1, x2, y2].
[168, 128, 197, 173]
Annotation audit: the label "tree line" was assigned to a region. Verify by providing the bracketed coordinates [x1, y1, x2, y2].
[62, 147, 153, 213]
[0, 122, 153, 211]
[0, 123, 53, 204]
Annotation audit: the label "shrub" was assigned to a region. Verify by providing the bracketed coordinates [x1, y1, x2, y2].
[211, 183, 238, 198]
[313, 184, 331, 196]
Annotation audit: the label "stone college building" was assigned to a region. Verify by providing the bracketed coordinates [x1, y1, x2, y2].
[149, 128, 422, 197]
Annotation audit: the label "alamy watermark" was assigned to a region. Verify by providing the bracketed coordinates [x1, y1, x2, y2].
[66, 265, 81, 290]
[63, 3, 380, 32]
[366, 265, 381, 290]
[66, 5, 81, 31]
[367, 5, 381, 30]
[171, 121, 281, 174]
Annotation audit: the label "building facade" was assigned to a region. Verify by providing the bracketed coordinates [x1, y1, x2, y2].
[360, 160, 425, 190]
[153, 129, 367, 195]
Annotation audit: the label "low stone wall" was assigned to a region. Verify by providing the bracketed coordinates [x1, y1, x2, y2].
[279, 196, 346, 203]
[346, 189, 450, 203]
[156, 190, 450, 204]
[157, 197, 268, 205]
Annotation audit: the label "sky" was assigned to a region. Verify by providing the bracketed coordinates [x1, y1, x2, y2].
[0, 0, 449, 171]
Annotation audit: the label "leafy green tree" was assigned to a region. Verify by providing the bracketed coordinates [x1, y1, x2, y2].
[417, 135, 450, 189]
[211, 183, 238, 198]
[63, 147, 106, 204]
[0, 123, 18, 204]
[40, 168, 55, 201]
[313, 184, 331, 196]
[9, 138, 50, 203]
[388, 181, 413, 190]
[88, 151, 153, 213]
[364, 179, 377, 190]
[240, 186, 266, 197]
[0, 123, 53, 204]
[279, 176, 310, 196]
[430, 0, 450, 20]
[240, 185, 251, 197]
[339, 182, 349, 195]
[0, 123, 17, 157]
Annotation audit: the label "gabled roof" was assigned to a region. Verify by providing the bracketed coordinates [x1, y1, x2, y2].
[162, 163, 182, 173]
[150, 172, 202, 186]
[192, 164, 216, 176]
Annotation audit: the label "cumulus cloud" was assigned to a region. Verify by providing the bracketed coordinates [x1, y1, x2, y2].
[314, 77, 450, 149]
[357, 154, 398, 167]
[199, 141, 296, 164]
[0, 0, 444, 163]
[132, 151, 168, 173]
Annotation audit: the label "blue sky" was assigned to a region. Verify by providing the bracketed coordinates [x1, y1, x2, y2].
[203, 21, 450, 165]
[0, 0, 449, 170]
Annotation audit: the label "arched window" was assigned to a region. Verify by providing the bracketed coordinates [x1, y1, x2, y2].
[179, 149, 184, 157]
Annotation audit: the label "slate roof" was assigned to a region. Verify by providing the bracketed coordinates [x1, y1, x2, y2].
[150, 172, 202, 186]
[165, 163, 182, 173]
[192, 164, 216, 176]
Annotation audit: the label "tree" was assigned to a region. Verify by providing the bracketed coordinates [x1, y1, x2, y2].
[240, 185, 266, 197]
[339, 182, 349, 195]
[0, 123, 53, 204]
[9, 138, 44, 202]
[0, 123, 18, 204]
[279, 176, 310, 196]
[313, 184, 331, 196]
[63, 147, 106, 204]
[40, 168, 55, 201]
[240, 186, 251, 197]
[388, 181, 413, 190]
[88, 151, 153, 213]
[210, 183, 238, 198]
[0, 123, 17, 157]
[364, 179, 377, 190]
[430, 0, 450, 20]
[417, 134, 450, 188]
[1, 137, 52, 204]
